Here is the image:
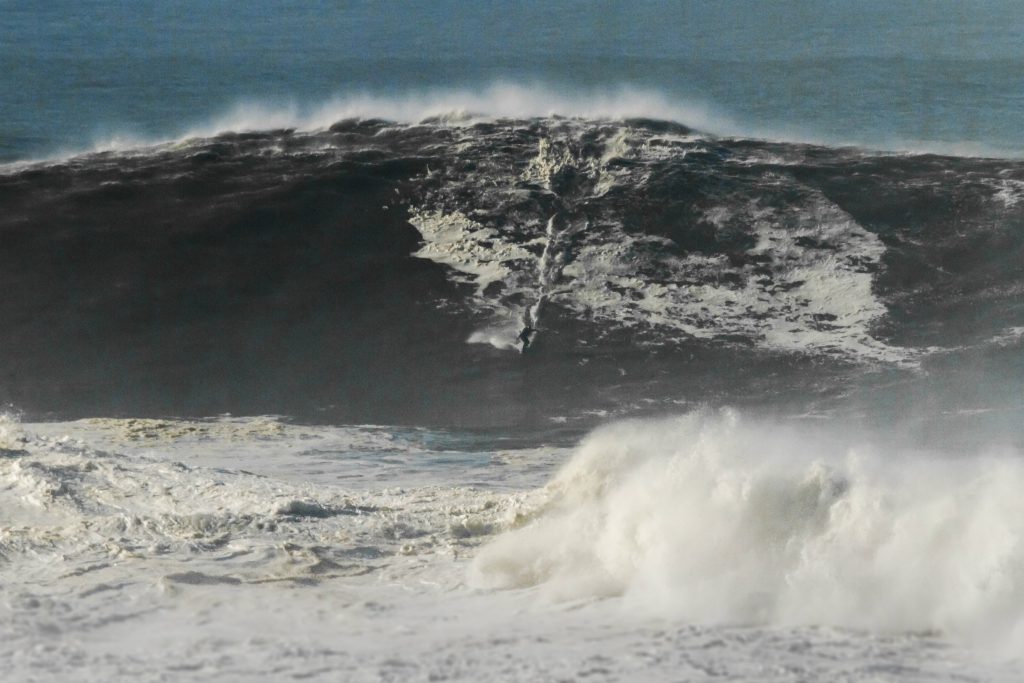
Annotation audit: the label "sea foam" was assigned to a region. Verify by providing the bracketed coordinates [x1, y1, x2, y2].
[470, 410, 1024, 651]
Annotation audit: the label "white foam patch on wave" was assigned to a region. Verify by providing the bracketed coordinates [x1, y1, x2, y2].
[987, 177, 1024, 208]
[470, 410, 1024, 652]
[988, 326, 1024, 347]
[409, 209, 537, 298]
[467, 326, 521, 350]
[561, 193, 899, 361]
[410, 121, 915, 364]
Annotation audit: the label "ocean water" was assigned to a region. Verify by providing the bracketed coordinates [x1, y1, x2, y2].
[3, 0, 1024, 161]
[3, 2, 1024, 681]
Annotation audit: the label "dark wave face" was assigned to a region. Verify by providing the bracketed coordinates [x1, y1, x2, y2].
[2, 118, 1023, 443]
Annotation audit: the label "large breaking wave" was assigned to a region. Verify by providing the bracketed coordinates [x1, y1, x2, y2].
[1, 112, 1023, 436]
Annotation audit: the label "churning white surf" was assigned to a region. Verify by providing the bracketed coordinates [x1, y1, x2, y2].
[2, 413, 1022, 680]
[470, 410, 1024, 651]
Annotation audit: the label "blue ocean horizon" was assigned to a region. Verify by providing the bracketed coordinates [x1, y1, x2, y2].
[3, 0, 1023, 162]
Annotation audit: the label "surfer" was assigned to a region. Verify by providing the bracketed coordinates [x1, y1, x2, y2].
[518, 326, 536, 352]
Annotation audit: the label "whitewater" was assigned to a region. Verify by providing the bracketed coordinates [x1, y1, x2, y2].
[3, 410, 1023, 681]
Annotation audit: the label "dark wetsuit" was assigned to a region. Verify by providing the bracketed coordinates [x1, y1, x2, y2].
[518, 326, 535, 351]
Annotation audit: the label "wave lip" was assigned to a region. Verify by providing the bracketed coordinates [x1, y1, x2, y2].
[470, 410, 1024, 651]
[10, 79, 1024, 168]
[0, 83, 724, 168]
[162, 83, 1024, 161]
